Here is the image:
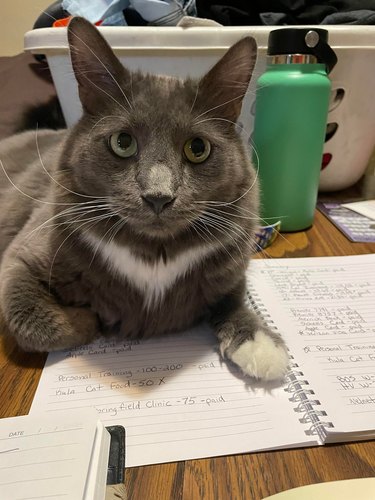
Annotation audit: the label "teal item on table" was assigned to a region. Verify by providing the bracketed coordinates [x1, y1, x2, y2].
[252, 28, 337, 232]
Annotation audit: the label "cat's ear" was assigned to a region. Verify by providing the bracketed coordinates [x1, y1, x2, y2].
[197, 37, 257, 122]
[67, 17, 130, 114]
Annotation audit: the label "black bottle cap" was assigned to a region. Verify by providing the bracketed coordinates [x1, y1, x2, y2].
[267, 28, 337, 73]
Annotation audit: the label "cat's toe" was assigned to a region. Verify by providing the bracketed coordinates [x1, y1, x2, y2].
[229, 330, 289, 381]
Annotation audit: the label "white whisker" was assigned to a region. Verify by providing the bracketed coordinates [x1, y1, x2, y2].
[88, 214, 126, 268]
[35, 124, 101, 200]
[48, 211, 115, 290]
[189, 83, 199, 114]
[193, 91, 247, 122]
[198, 213, 247, 257]
[195, 218, 240, 266]
[88, 115, 123, 138]
[0, 158, 96, 206]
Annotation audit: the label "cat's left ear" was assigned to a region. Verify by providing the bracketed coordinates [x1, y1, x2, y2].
[67, 17, 131, 114]
[197, 37, 257, 122]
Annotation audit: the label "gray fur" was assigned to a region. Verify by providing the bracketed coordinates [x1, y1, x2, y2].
[0, 18, 287, 379]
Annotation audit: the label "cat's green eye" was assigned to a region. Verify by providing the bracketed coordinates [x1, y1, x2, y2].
[184, 137, 211, 164]
[109, 132, 138, 158]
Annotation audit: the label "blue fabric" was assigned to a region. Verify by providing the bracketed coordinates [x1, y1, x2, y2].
[62, 0, 196, 26]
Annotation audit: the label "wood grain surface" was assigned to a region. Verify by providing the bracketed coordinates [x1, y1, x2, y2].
[1, 203, 375, 500]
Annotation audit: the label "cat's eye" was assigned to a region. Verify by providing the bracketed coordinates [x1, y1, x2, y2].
[184, 137, 211, 164]
[109, 132, 138, 158]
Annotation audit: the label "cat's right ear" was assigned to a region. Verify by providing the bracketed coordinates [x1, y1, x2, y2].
[67, 17, 130, 114]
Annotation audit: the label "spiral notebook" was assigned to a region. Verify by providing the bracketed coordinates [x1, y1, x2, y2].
[30, 254, 375, 466]
[245, 253, 375, 445]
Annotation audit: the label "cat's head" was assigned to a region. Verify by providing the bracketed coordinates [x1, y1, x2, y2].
[62, 17, 258, 241]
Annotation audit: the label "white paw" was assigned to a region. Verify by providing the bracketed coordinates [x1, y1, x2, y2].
[229, 330, 289, 381]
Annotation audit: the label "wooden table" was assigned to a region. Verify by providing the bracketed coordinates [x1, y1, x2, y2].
[1, 204, 375, 499]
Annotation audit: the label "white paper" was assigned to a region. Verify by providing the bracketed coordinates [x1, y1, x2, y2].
[342, 200, 375, 221]
[0, 412, 98, 500]
[30, 326, 312, 467]
[247, 254, 375, 438]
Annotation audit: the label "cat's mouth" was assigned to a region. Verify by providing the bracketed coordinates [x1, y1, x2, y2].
[118, 205, 198, 240]
[129, 214, 189, 238]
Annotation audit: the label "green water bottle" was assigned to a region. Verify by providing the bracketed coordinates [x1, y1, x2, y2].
[252, 28, 337, 231]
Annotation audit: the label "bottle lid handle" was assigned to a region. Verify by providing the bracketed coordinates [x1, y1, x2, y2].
[305, 30, 337, 74]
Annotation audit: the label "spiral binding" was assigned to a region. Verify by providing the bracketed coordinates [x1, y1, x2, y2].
[246, 281, 334, 441]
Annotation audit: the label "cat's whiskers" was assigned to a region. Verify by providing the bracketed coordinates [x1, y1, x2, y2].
[194, 204, 258, 220]
[196, 200, 259, 218]
[130, 73, 135, 108]
[45, 209, 116, 232]
[186, 218, 213, 249]
[185, 205, 254, 243]
[193, 217, 240, 266]
[252, 242, 275, 260]
[35, 125, 103, 200]
[21, 203, 113, 249]
[48, 209, 120, 291]
[203, 172, 259, 210]
[88, 211, 128, 269]
[248, 133, 260, 174]
[193, 91, 247, 122]
[0, 158, 107, 207]
[189, 83, 200, 114]
[88, 114, 123, 138]
[202, 210, 253, 242]
[192, 206, 280, 260]
[185, 207, 243, 264]
[185, 212, 273, 259]
[198, 211, 249, 259]
[194, 115, 245, 129]
[11, 207, 92, 284]
[108, 217, 127, 246]
[199, 202, 296, 252]
[199, 200, 277, 226]
[212, 205, 296, 253]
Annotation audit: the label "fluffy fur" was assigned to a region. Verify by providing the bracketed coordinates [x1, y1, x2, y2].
[0, 18, 288, 380]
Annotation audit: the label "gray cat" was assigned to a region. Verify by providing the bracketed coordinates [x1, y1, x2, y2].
[0, 17, 288, 381]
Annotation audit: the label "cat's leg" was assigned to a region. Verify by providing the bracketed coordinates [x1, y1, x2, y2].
[0, 254, 100, 352]
[210, 287, 289, 381]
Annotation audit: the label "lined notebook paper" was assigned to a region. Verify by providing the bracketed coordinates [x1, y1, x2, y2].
[29, 327, 312, 467]
[0, 411, 109, 500]
[247, 254, 375, 441]
[30, 254, 375, 466]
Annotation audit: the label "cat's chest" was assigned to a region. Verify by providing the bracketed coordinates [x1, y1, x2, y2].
[83, 233, 213, 307]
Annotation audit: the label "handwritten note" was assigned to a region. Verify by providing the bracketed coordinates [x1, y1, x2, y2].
[248, 254, 375, 437]
[0, 412, 98, 500]
[30, 326, 311, 467]
[30, 254, 375, 465]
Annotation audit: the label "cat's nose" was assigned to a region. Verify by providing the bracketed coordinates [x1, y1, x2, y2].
[142, 194, 176, 215]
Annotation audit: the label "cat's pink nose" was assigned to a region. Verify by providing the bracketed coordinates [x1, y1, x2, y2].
[142, 194, 175, 215]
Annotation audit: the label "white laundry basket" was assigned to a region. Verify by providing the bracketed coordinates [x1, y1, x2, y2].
[24, 25, 375, 191]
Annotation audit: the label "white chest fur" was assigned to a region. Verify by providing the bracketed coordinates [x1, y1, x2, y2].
[83, 233, 214, 308]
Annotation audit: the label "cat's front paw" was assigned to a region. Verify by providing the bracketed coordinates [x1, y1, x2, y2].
[228, 330, 289, 381]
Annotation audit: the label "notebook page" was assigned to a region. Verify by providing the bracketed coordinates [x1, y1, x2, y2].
[30, 326, 315, 467]
[247, 254, 375, 438]
[0, 412, 98, 500]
